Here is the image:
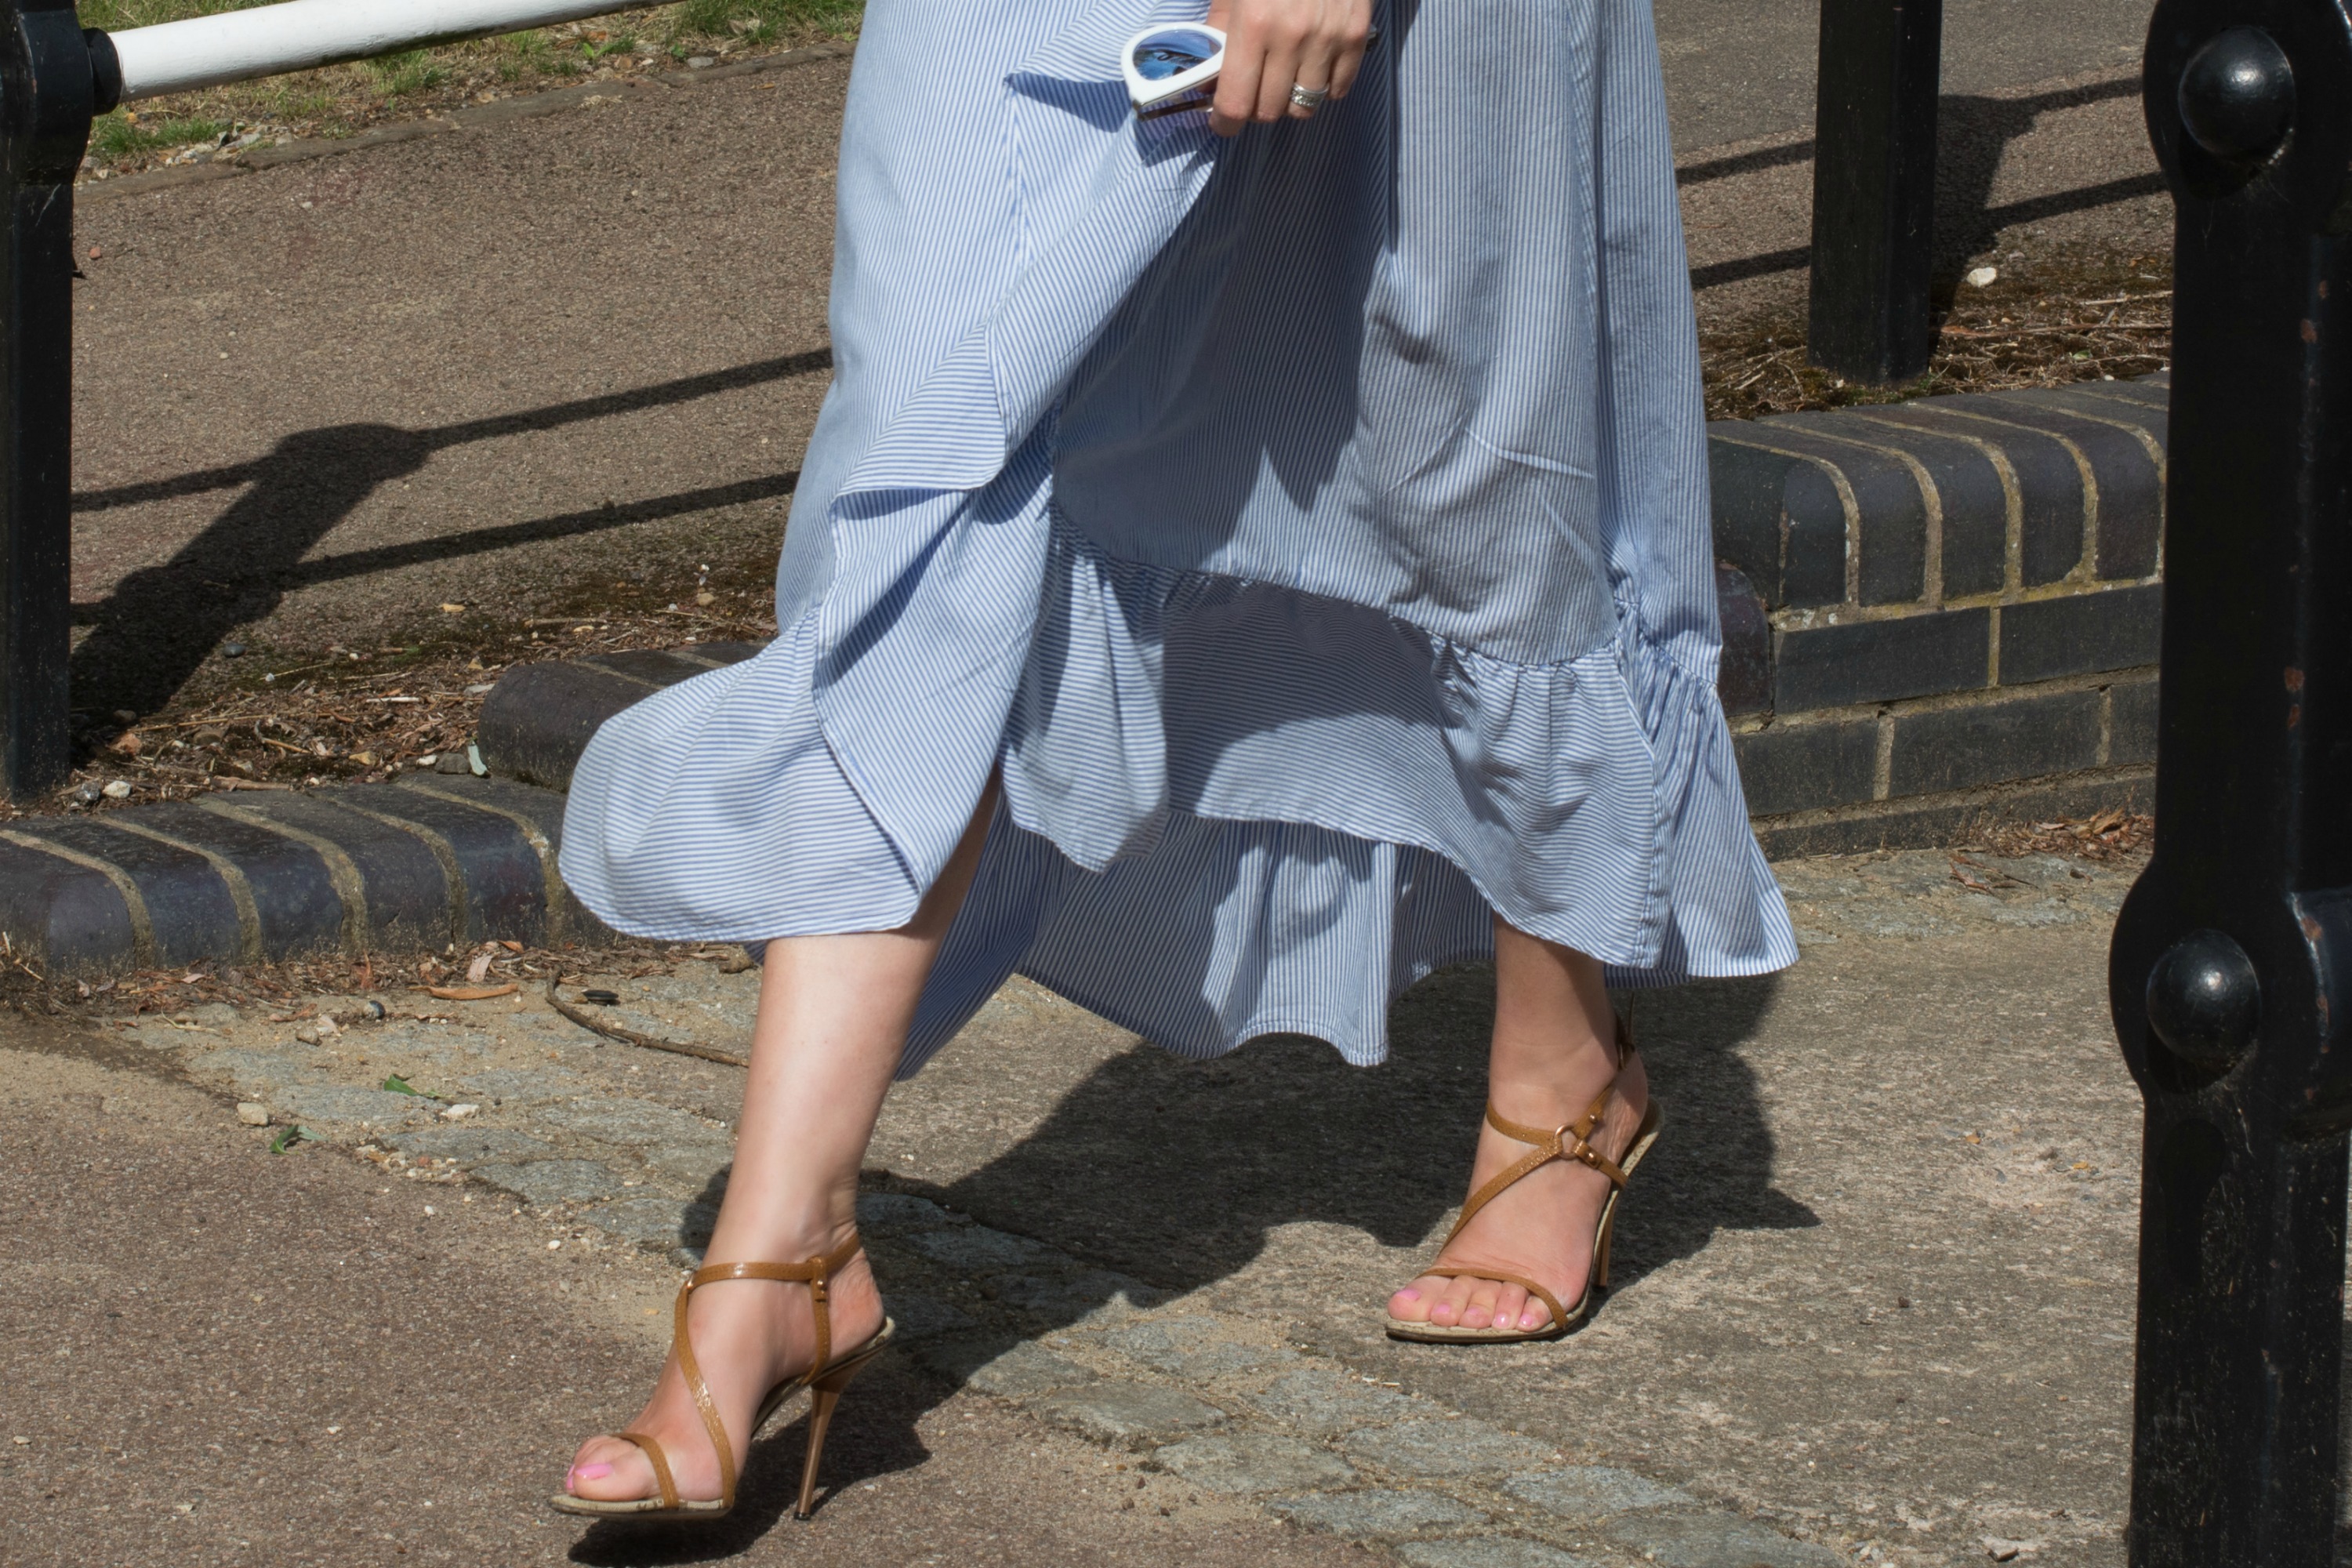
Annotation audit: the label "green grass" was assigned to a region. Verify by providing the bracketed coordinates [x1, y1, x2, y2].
[77, 0, 863, 169]
[89, 113, 227, 160]
[75, 0, 278, 29]
[673, 0, 862, 45]
[366, 48, 446, 96]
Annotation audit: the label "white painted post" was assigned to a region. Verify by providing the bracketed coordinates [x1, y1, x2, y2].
[108, 0, 649, 103]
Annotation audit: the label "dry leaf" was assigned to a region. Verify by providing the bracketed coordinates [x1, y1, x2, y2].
[465, 950, 494, 984]
[426, 983, 519, 1002]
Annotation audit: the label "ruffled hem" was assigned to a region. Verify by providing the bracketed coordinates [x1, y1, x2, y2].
[558, 516, 1797, 1069]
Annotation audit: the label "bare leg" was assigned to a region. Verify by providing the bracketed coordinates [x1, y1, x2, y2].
[1385, 913, 1650, 1333]
[564, 786, 996, 1503]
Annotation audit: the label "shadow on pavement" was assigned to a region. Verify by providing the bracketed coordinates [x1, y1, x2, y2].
[907, 964, 1813, 1332]
[572, 964, 1811, 1555]
[65, 348, 830, 733]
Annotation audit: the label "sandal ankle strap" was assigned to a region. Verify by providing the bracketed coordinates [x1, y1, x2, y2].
[669, 1229, 866, 1511]
[1443, 1025, 1640, 1249]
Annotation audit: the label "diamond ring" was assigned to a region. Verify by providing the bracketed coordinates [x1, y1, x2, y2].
[1289, 82, 1330, 111]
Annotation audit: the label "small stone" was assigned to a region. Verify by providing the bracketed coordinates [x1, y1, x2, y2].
[1504, 1465, 1694, 1519]
[1341, 1417, 1552, 1479]
[1396, 1541, 1600, 1568]
[920, 1336, 1096, 1397]
[234, 1102, 270, 1126]
[221, 641, 246, 658]
[1602, 1510, 1846, 1568]
[686, 54, 716, 67]
[101, 780, 132, 800]
[73, 782, 102, 805]
[439, 1103, 481, 1120]
[1966, 265, 1999, 287]
[1152, 1432, 1354, 1494]
[1033, 1381, 1225, 1448]
[1268, 1489, 1485, 1539]
[435, 750, 472, 775]
[1251, 1367, 1434, 1436]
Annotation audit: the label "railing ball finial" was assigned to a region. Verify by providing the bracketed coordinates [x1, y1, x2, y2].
[2178, 26, 2296, 165]
[2145, 928, 2263, 1070]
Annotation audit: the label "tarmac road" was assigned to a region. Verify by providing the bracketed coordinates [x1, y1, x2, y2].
[0, 1022, 1386, 1568]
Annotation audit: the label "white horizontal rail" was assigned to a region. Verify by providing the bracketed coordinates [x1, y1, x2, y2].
[111, 0, 646, 103]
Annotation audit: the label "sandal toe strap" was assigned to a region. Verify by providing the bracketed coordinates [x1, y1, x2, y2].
[616, 1430, 681, 1511]
[1420, 1264, 1567, 1332]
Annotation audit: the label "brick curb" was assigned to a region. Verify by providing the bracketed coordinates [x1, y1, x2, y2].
[0, 773, 606, 975]
[5, 363, 2167, 977]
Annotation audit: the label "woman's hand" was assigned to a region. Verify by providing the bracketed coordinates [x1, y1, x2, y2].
[1203, 0, 1373, 136]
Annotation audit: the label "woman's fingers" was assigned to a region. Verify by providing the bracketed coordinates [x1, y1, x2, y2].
[1207, 0, 1372, 136]
[1207, 27, 1264, 136]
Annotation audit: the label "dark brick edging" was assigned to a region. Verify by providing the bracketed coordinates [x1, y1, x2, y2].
[0, 774, 604, 976]
[1713, 372, 2165, 851]
[3, 372, 2168, 978]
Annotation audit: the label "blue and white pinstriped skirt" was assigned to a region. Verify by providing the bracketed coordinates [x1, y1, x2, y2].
[559, 0, 1799, 1072]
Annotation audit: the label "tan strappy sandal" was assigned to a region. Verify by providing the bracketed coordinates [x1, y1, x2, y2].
[550, 1232, 895, 1523]
[1387, 1029, 1662, 1345]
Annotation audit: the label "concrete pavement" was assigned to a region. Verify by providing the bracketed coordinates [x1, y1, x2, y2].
[13, 846, 2216, 1568]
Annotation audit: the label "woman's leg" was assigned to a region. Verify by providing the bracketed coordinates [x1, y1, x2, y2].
[564, 788, 996, 1503]
[1385, 913, 1650, 1333]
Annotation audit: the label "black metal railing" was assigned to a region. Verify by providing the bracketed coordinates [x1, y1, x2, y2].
[2111, 2, 2352, 1563]
[1807, 0, 1944, 383]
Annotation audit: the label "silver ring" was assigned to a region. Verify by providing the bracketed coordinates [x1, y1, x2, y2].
[1289, 82, 1330, 111]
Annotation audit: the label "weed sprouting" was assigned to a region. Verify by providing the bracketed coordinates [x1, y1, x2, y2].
[89, 113, 228, 161]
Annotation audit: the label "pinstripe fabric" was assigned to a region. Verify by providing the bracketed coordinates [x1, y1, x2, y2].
[560, 0, 1798, 1071]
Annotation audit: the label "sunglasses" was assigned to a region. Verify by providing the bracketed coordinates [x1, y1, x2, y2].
[1123, 21, 1379, 120]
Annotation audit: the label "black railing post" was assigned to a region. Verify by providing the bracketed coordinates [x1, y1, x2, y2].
[0, 0, 109, 801]
[1806, 0, 1943, 383]
[2111, 3, 2352, 1564]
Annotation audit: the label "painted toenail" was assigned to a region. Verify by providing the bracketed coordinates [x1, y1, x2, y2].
[572, 1463, 612, 1483]
[1396, 1288, 1420, 1301]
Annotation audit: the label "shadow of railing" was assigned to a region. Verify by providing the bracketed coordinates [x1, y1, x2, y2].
[1683, 75, 2165, 297]
[67, 348, 830, 729]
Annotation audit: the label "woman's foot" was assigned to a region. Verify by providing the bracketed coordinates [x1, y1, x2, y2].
[561, 1226, 886, 1505]
[1385, 1044, 1648, 1333]
[1388, 920, 1648, 1336]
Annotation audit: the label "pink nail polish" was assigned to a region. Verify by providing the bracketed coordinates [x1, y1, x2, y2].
[572, 1463, 612, 1483]
[1396, 1288, 1420, 1302]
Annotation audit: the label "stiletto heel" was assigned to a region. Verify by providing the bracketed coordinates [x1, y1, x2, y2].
[551, 1231, 895, 1523]
[792, 1340, 884, 1518]
[1387, 1020, 1662, 1345]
